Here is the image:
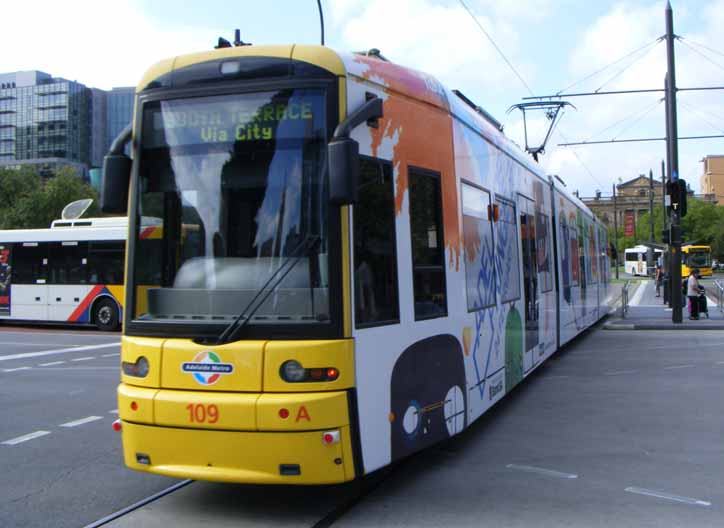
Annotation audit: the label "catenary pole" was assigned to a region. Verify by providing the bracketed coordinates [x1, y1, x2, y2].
[665, 1, 682, 323]
[613, 183, 619, 279]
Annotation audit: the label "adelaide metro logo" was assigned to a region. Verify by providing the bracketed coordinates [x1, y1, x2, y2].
[181, 351, 234, 386]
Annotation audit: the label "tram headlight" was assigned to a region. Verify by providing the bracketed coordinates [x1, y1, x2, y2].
[280, 360, 306, 382]
[122, 356, 149, 378]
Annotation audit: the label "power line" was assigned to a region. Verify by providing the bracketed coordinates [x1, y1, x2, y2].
[556, 38, 662, 95]
[458, 0, 534, 96]
[678, 100, 724, 135]
[612, 98, 663, 140]
[559, 134, 724, 146]
[592, 39, 663, 93]
[582, 98, 662, 143]
[678, 36, 724, 61]
[677, 39, 724, 75]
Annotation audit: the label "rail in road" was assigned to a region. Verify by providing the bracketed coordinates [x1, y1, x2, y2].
[4, 324, 724, 527]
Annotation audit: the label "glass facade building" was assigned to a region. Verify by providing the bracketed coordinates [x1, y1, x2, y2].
[0, 70, 134, 177]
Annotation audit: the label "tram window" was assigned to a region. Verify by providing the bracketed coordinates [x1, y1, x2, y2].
[496, 198, 520, 303]
[13, 243, 48, 284]
[354, 157, 399, 328]
[88, 241, 125, 284]
[462, 183, 495, 310]
[49, 242, 89, 284]
[535, 212, 553, 293]
[409, 167, 447, 320]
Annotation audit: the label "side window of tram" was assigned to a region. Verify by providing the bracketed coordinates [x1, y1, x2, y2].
[409, 167, 447, 320]
[461, 183, 495, 310]
[13, 243, 48, 284]
[354, 157, 400, 328]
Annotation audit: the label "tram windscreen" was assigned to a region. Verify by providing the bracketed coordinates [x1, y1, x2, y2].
[133, 88, 330, 325]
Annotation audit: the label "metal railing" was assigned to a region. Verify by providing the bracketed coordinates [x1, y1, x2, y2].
[714, 280, 724, 314]
[621, 280, 631, 318]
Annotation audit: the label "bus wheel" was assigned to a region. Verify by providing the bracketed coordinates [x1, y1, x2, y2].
[94, 298, 119, 331]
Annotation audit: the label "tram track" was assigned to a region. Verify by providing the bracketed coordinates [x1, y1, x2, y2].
[82, 480, 193, 528]
[81, 461, 399, 528]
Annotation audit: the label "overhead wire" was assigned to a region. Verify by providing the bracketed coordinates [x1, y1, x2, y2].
[592, 39, 663, 93]
[678, 100, 724, 135]
[555, 38, 662, 95]
[678, 36, 724, 61]
[611, 98, 663, 140]
[457, 0, 535, 96]
[677, 39, 724, 75]
[581, 98, 662, 143]
[458, 0, 605, 187]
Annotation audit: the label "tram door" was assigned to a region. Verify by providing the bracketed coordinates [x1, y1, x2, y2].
[518, 195, 539, 372]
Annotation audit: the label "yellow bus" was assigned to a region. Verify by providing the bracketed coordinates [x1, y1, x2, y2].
[104, 44, 611, 484]
[682, 245, 712, 277]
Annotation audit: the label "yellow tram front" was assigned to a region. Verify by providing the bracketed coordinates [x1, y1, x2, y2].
[106, 46, 366, 484]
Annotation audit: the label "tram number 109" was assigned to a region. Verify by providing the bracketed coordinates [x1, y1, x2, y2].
[186, 403, 219, 424]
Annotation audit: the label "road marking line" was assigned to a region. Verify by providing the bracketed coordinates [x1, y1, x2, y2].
[506, 464, 578, 479]
[0, 341, 85, 347]
[59, 416, 103, 428]
[604, 369, 639, 375]
[716, 361, 724, 365]
[663, 364, 695, 370]
[108, 409, 118, 414]
[2, 430, 51, 445]
[36, 367, 118, 371]
[0, 342, 118, 362]
[71, 356, 95, 362]
[101, 353, 120, 358]
[629, 281, 649, 307]
[2, 366, 31, 372]
[625, 487, 711, 506]
[39, 361, 66, 366]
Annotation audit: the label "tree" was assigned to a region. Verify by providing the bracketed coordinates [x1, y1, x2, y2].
[0, 166, 99, 229]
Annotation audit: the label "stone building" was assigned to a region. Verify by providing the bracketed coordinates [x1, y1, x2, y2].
[700, 155, 724, 204]
[581, 175, 665, 232]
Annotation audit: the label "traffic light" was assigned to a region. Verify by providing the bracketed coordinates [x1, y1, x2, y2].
[666, 178, 688, 218]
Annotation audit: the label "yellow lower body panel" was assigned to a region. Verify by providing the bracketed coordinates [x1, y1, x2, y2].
[121, 421, 356, 485]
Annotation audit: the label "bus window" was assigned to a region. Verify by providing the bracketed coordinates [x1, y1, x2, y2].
[49, 242, 89, 284]
[462, 182, 495, 310]
[354, 157, 399, 328]
[88, 241, 125, 284]
[409, 167, 447, 320]
[496, 198, 520, 303]
[13, 243, 48, 284]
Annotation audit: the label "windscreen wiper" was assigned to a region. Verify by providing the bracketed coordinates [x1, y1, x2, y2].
[214, 234, 320, 345]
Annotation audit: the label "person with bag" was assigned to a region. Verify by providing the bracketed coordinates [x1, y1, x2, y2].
[687, 268, 701, 320]
[655, 264, 663, 298]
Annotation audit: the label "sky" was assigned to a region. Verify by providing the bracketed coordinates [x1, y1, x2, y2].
[2, 0, 723, 196]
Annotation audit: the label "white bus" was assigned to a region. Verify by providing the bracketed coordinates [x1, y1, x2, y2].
[624, 245, 662, 276]
[0, 217, 129, 330]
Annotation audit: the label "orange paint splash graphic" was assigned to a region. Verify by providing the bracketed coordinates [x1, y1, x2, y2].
[355, 56, 461, 270]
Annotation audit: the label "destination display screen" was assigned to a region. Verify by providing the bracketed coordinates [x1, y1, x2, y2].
[143, 89, 326, 149]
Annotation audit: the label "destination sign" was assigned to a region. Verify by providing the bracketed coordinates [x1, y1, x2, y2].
[146, 90, 324, 148]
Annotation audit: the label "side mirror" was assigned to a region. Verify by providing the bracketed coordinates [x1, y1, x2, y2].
[327, 96, 383, 206]
[101, 153, 131, 214]
[100, 124, 133, 214]
[328, 137, 359, 205]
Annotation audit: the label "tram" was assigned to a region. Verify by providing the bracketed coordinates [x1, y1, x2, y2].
[104, 44, 611, 484]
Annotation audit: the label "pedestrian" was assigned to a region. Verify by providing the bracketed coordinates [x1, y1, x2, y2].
[655, 264, 663, 298]
[687, 267, 701, 320]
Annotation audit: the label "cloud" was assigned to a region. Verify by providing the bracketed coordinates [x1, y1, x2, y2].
[330, 0, 539, 100]
[537, 1, 724, 196]
[0, 0, 223, 89]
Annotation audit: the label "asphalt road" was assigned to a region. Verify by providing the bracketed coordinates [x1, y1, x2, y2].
[3, 323, 724, 527]
[0, 326, 177, 528]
